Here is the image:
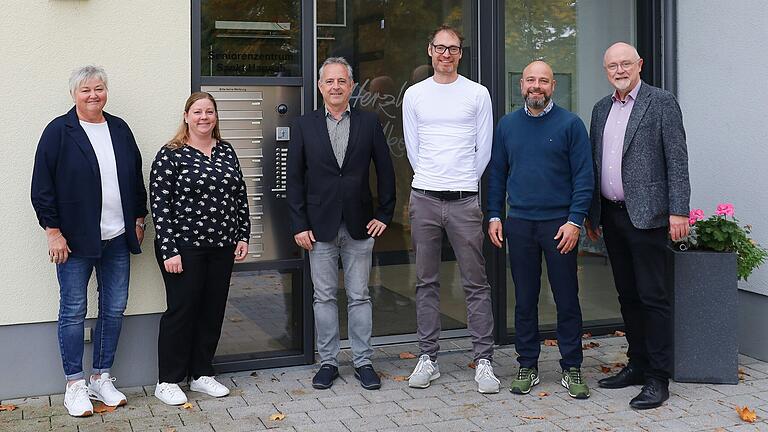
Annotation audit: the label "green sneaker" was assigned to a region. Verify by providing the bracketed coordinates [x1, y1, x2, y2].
[561, 367, 590, 399]
[509, 367, 539, 394]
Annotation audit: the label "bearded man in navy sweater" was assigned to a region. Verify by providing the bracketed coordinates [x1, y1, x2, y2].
[487, 61, 594, 399]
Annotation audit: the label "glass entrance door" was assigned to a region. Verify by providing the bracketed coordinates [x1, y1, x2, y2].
[315, 0, 476, 340]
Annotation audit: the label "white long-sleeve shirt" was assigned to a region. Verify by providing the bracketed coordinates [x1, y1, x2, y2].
[402, 75, 493, 192]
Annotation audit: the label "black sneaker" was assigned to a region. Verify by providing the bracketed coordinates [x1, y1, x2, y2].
[312, 364, 339, 389]
[354, 364, 381, 390]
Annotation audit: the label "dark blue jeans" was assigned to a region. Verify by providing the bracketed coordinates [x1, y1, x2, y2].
[56, 234, 130, 380]
[505, 217, 583, 370]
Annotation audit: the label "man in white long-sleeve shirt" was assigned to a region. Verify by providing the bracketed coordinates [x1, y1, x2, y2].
[402, 25, 498, 394]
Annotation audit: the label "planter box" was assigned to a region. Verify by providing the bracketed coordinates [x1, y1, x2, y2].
[667, 246, 738, 384]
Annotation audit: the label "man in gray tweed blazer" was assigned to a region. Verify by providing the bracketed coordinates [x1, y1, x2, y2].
[585, 42, 690, 410]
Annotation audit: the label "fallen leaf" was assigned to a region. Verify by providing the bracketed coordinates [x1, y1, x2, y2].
[0, 404, 17, 411]
[600, 366, 612, 373]
[714, 428, 726, 432]
[227, 316, 243, 322]
[92, 401, 117, 414]
[543, 339, 558, 346]
[290, 389, 307, 396]
[392, 375, 409, 382]
[735, 405, 757, 423]
[582, 341, 600, 350]
[614, 330, 626, 337]
[182, 402, 194, 410]
[468, 362, 476, 369]
[250, 371, 259, 377]
[582, 332, 592, 339]
[377, 371, 391, 379]
[269, 412, 286, 421]
[538, 392, 549, 397]
[520, 415, 546, 420]
[399, 352, 417, 359]
[164, 428, 176, 432]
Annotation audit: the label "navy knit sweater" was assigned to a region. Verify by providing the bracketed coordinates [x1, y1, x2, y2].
[486, 104, 594, 224]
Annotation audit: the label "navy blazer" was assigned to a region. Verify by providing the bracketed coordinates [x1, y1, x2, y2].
[588, 82, 690, 229]
[31, 107, 148, 258]
[287, 108, 396, 242]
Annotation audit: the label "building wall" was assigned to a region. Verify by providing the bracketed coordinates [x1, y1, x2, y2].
[677, 0, 768, 359]
[0, 1, 190, 326]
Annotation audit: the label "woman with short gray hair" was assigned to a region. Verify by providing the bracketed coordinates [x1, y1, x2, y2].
[31, 65, 148, 417]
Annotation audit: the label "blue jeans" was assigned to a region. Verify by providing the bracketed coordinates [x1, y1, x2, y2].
[505, 217, 583, 370]
[309, 225, 374, 368]
[56, 234, 130, 380]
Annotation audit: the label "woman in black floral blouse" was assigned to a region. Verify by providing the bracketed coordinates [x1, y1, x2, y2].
[149, 92, 250, 405]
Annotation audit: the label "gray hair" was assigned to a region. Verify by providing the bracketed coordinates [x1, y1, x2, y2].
[69, 65, 109, 97]
[318, 57, 353, 82]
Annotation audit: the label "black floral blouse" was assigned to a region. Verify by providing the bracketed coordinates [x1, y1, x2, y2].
[150, 141, 250, 260]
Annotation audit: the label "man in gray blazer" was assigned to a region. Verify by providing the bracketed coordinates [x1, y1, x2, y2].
[585, 42, 690, 410]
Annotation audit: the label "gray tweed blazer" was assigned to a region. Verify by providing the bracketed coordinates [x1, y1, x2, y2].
[588, 81, 690, 229]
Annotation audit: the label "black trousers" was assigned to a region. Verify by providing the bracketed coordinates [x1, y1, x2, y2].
[155, 243, 236, 383]
[505, 217, 583, 370]
[601, 199, 671, 382]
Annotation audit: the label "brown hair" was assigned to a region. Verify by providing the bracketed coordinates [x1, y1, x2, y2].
[428, 24, 465, 47]
[165, 92, 222, 149]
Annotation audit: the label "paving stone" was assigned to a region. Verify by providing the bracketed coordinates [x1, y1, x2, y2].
[402, 383, 453, 399]
[0, 408, 22, 422]
[49, 412, 105, 428]
[130, 413, 183, 431]
[361, 388, 412, 404]
[680, 412, 743, 429]
[436, 390, 489, 406]
[353, 401, 404, 417]
[274, 397, 324, 414]
[468, 411, 526, 429]
[173, 424, 215, 432]
[299, 420, 352, 432]
[101, 404, 154, 422]
[307, 406, 360, 423]
[387, 408, 440, 426]
[181, 409, 235, 425]
[341, 414, 398, 431]
[424, 418, 484, 432]
[316, 393, 367, 409]
[227, 403, 275, 420]
[432, 403, 486, 421]
[2, 396, 50, 408]
[396, 396, 448, 412]
[241, 390, 291, 406]
[258, 411, 313, 428]
[197, 396, 248, 412]
[19, 404, 67, 419]
[378, 425, 430, 432]
[209, 418, 267, 431]
[0, 417, 51, 432]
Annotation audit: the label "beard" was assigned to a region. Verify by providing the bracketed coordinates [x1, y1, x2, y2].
[523, 91, 551, 110]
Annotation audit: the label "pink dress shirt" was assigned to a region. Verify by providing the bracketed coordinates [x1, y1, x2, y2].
[601, 81, 642, 201]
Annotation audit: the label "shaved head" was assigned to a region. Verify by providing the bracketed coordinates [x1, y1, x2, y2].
[520, 60, 556, 113]
[522, 60, 554, 81]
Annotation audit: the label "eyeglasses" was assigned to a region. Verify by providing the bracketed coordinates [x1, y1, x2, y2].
[431, 43, 462, 55]
[605, 59, 640, 72]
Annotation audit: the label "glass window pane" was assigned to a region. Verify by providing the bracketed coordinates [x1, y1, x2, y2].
[201, 0, 302, 77]
[216, 269, 303, 362]
[503, 0, 635, 332]
[316, 0, 472, 338]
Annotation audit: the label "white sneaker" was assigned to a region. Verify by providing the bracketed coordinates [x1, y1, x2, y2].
[64, 380, 94, 417]
[408, 354, 440, 388]
[88, 373, 127, 406]
[154, 382, 188, 405]
[190, 376, 230, 397]
[474, 359, 500, 394]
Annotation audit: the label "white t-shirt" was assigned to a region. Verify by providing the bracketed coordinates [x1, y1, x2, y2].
[402, 74, 493, 192]
[80, 120, 126, 240]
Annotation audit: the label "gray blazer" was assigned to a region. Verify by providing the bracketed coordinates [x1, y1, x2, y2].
[588, 81, 690, 229]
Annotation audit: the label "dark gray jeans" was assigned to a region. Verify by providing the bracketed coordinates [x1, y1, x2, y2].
[409, 189, 494, 362]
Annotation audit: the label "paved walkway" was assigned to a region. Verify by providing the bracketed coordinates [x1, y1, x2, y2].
[2, 336, 767, 431]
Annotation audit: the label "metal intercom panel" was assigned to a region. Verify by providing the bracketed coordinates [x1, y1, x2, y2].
[202, 85, 301, 262]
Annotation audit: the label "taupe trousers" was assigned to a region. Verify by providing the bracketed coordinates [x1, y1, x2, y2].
[409, 189, 495, 361]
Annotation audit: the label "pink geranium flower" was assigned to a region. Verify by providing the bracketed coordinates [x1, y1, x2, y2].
[689, 208, 705, 225]
[716, 203, 735, 217]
